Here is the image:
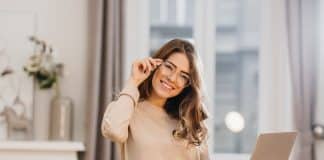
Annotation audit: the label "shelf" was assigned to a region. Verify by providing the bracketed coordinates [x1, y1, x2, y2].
[0, 141, 85, 160]
[0, 141, 85, 151]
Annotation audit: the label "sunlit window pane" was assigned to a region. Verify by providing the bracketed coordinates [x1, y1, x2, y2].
[149, 0, 194, 52]
[213, 0, 260, 153]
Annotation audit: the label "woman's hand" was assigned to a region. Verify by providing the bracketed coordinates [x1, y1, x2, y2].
[128, 57, 163, 87]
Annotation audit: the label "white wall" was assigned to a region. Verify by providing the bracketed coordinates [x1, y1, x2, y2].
[0, 0, 89, 141]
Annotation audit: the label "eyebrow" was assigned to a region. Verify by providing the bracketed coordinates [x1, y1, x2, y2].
[165, 60, 190, 76]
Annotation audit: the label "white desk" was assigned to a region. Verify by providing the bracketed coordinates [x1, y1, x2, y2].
[0, 141, 85, 160]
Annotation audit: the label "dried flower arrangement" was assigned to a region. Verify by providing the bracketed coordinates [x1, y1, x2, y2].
[23, 36, 63, 89]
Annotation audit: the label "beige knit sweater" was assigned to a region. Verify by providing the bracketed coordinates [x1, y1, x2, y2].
[101, 81, 210, 160]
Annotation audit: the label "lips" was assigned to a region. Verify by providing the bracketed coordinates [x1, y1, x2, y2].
[160, 80, 175, 90]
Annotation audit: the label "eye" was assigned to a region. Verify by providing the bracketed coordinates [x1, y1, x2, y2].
[180, 74, 190, 81]
[165, 63, 173, 70]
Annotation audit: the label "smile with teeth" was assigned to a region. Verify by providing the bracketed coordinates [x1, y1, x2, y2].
[160, 80, 174, 90]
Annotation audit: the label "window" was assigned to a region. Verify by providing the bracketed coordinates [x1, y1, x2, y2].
[149, 0, 194, 53]
[213, 0, 260, 153]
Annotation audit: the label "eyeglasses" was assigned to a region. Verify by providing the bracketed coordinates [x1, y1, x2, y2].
[159, 61, 191, 87]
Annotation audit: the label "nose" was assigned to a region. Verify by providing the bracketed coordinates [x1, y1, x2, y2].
[167, 72, 177, 83]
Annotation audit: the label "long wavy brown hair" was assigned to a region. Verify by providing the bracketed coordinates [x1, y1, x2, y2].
[138, 39, 208, 146]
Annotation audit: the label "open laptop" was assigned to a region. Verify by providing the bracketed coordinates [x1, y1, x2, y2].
[250, 132, 297, 160]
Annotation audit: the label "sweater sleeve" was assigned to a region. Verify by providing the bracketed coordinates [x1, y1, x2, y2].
[101, 80, 140, 143]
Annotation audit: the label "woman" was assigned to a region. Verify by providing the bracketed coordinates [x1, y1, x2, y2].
[101, 39, 210, 160]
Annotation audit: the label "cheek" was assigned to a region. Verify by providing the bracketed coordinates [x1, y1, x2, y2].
[152, 70, 162, 85]
[151, 71, 163, 92]
[151, 71, 183, 97]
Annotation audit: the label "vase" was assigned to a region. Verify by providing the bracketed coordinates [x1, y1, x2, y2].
[34, 88, 52, 140]
[49, 66, 73, 141]
[49, 95, 73, 141]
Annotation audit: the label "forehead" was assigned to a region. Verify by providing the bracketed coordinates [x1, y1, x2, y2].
[166, 52, 190, 73]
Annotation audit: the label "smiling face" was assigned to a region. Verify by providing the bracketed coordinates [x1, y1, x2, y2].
[151, 52, 191, 99]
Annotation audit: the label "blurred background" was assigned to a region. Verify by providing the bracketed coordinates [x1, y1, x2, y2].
[0, 0, 323, 160]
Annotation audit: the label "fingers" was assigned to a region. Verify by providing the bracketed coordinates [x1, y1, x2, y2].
[137, 60, 146, 72]
[142, 57, 163, 73]
[143, 59, 152, 73]
[148, 57, 163, 68]
[134, 57, 163, 74]
[130, 57, 164, 85]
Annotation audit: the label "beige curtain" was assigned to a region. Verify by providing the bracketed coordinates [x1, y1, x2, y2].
[286, 0, 317, 159]
[84, 0, 125, 160]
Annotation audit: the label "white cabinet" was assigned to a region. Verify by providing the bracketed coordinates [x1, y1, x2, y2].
[0, 141, 85, 160]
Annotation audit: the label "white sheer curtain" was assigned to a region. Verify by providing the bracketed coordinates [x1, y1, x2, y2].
[259, 0, 294, 133]
[286, 0, 317, 159]
[259, 0, 317, 160]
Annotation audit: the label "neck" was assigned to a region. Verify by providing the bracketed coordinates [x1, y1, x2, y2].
[147, 92, 167, 108]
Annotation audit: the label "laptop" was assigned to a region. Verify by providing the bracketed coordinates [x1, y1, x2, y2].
[250, 132, 297, 160]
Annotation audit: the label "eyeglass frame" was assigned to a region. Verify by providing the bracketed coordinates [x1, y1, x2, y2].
[158, 60, 192, 87]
